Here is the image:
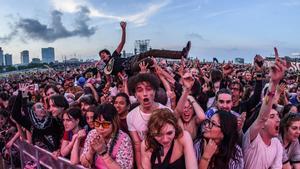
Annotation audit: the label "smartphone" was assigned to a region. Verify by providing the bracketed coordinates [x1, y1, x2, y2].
[34, 84, 39, 91]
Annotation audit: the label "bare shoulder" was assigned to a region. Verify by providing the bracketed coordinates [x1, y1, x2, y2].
[178, 130, 192, 145]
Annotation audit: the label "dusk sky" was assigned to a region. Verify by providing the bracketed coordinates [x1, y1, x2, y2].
[0, 0, 300, 64]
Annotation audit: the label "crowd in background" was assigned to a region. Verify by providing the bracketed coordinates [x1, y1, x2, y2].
[0, 22, 299, 169]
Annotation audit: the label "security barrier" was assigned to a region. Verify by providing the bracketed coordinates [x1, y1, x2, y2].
[4, 139, 87, 169]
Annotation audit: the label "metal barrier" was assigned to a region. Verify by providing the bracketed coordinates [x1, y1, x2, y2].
[5, 139, 87, 169]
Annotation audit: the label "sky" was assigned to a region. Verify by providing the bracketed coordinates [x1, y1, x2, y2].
[0, 0, 300, 64]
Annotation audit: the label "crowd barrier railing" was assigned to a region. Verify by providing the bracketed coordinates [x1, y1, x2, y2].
[6, 139, 87, 169]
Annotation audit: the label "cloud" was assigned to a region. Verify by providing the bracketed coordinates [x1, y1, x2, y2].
[0, 29, 18, 44]
[1, 7, 96, 43]
[186, 33, 205, 41]
[51, 0, 170, 26]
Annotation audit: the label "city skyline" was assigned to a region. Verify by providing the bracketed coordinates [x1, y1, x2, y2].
[0, 0, 300, 64]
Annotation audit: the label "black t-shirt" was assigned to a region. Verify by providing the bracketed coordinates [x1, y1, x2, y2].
[105, 51, 127, 76]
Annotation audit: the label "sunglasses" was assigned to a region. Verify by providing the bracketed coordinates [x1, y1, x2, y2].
[94, 120, 111, 129]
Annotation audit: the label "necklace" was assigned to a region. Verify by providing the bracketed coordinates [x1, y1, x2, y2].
[139, 106, 148, 122]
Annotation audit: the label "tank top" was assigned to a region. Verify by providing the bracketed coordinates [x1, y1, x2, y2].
[151, 140, 186, 169]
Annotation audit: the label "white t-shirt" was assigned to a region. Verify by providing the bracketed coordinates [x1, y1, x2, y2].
[126, 103, 170, 140]
[243, 130, 283, 169]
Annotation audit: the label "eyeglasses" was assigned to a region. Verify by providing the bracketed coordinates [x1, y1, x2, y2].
[94, 120, 111, 129]
[203, 119, 221, 129]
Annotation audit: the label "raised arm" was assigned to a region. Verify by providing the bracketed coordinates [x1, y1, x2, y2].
[175, 73, 194, 118]
[249, 47, 286, 142]
[187, 95, 206, 124]
[115, 21, 126, 54]
[11, 85, 32, 131]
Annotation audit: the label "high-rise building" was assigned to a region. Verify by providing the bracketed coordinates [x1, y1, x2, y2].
[0, 47, 3, 66]
[4, 54, 12, 66]
[31, 58, 41, 64]
[21, 50, 30, 64]
[42, 47, 55, 63]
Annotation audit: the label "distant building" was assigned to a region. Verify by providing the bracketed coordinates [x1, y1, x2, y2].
[134, 40, 150, 55]
[235, 58, 244, 64]
[4, 54, 12, 66]
[31, 58, 41, 64]
[0, 47, 3, 66]
[42, 47, 55, 63]
[66, 58, 80, 63]
[21, 50, 30, 65]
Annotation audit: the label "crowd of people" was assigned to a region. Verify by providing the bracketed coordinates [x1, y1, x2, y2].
[0, 21, 300, 169]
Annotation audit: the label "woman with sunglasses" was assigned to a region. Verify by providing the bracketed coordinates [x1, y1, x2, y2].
[141, 108, 198, 169]
[80, 103, 133, 168]
[195, 110, 244, 169]
[280, 113, 300, 168]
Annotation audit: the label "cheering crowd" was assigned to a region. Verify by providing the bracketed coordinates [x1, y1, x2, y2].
[0, 21, 300, 169]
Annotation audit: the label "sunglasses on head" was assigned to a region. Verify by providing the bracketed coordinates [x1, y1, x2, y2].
[94, 120, 111, 129]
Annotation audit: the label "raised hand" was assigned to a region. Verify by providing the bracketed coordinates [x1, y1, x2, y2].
[139, 61, 149, 73]
[19, 83, 29, 92]
[270, 47, 287, 84]
[222, 63, 234, 76]
[118, 72, 128, 82]
[182, 72, 195, 90]
[77, 129, 86, 140]
[254, 54, 264, 72]
[120, 21, 126, 30]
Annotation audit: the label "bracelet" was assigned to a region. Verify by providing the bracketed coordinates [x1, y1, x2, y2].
[201, 156, 210, 162]
[267, 90, 275, 97]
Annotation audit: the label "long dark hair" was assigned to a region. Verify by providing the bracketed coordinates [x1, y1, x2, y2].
[94, 103, 120, 155]
[63, 107, 84, 128]
[208, 110, 240, 169]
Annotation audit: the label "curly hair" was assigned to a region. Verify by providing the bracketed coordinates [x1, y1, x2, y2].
[127, 73, 160, 95]
[145, 108, 182, 152]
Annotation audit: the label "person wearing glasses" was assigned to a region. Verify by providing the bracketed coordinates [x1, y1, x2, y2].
[141, 108, 198, 169]
[11, 84, 66, 152]
[195, 110, 244, 169]
[80, 103, 133, 168]
[280, 113, 300, 168]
